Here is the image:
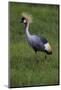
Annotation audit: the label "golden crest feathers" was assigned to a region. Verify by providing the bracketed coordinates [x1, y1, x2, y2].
[21, 12, 32, 23]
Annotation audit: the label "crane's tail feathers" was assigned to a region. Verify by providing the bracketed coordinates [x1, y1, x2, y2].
[21, 12, 32, 23]
[44, 43, 52, 54]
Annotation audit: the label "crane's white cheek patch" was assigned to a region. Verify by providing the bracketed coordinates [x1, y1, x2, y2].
[44, 43, 52, 52]
[24, 20, 27, 23]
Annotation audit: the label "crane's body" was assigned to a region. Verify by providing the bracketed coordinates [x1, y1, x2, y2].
[21, 13, 52, 55]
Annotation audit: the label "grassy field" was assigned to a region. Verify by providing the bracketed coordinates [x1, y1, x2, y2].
[9, 2, 59, 88]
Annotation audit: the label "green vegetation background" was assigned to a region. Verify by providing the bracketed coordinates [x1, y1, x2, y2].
[9, 2, 59, 88]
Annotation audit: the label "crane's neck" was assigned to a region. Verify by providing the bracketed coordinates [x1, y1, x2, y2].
[24, 22, 31, 38]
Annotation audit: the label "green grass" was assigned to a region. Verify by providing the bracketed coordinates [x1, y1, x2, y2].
[9, 2, 59, 88]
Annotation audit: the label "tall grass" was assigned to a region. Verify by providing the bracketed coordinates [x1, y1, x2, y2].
[9, 2, 59, 88]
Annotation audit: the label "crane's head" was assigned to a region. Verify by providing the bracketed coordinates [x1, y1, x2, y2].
[20, 12, 32, 24]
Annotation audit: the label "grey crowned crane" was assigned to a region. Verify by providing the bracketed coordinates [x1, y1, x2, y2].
[20, 13, 52, 57]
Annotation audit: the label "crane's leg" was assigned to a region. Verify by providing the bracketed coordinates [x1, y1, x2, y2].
[35, 51, 40, 63]
[45, 54, 47, 59]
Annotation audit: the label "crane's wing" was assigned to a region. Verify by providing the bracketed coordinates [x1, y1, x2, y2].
[30, 35, 48, 51]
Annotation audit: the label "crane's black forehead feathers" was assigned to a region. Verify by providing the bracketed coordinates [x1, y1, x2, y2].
[20, 17, 26, 23]
[21, 17, 25, 21]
